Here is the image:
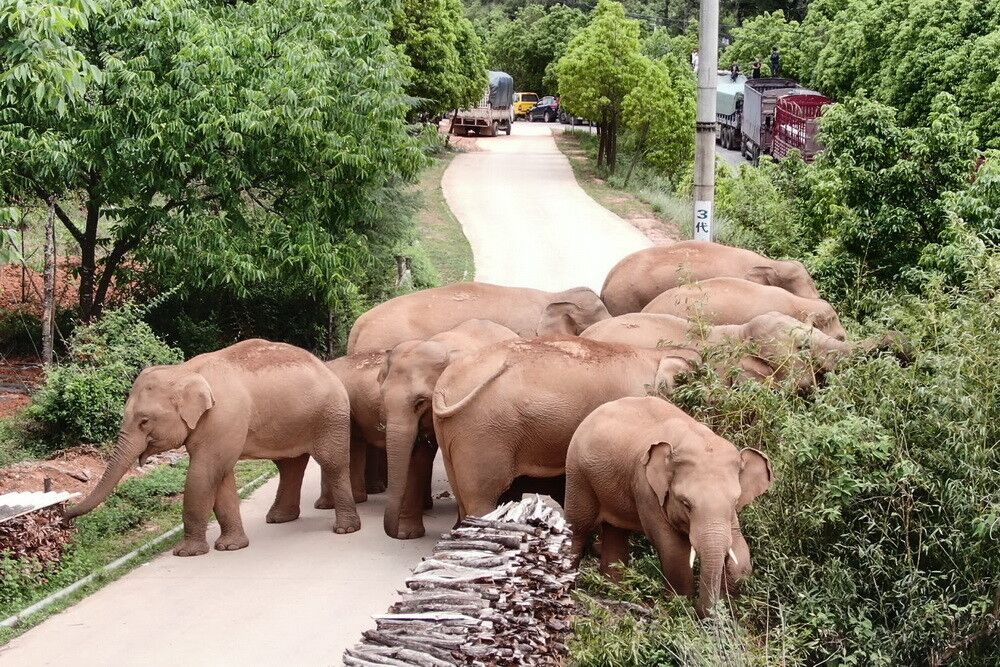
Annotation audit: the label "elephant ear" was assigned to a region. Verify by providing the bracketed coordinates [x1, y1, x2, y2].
[537, 301, 582, 336]
[376, 349, 393, 385]
[174, 373, 214, 430]
[737, 448, 773, 510]
[653, 356, 693, 395]
[642, 442, 674, 507]
[746, 265, 779, 287]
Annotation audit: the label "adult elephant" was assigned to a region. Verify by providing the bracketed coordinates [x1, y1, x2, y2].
[65, 340, 359, 556]
[326, 351, 389, 503]
[582, 311, 906, 389]
[642, 277, 847, 340]
[347, 282, 610, 353]
[601, 241, 820, 315]
[380, 319, 518, 539]
[431, 337, 699, 522]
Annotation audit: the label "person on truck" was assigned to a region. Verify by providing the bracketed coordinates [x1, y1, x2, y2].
[730, 62, 741, 81]
[751, 58, 762, 79]
[770, 47, 781, 76]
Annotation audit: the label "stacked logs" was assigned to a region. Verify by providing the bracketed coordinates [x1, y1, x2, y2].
[344, 495, 578, 666]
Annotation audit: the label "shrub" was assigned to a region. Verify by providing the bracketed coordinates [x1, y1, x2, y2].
[24, 304, 182, 450]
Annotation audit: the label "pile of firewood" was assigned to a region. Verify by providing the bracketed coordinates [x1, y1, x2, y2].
[344, 495, 578, 666]
[0, 507, 74, 565]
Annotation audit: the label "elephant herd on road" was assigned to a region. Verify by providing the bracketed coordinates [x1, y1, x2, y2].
[66, 241, 906, 615]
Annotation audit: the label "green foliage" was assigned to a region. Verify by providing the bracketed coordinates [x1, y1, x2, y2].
[25, 304, 181, 449]
[621, 56, 695, 180]
[486, 3, 587, 94]
[721, 10, 802, 77]
[2, 0, 424, 320]
[392, 0, 488, 116]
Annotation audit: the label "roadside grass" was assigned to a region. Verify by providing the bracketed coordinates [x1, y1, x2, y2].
[411, 150, 474, 285]
[553, 130, 687, 241]
[0, 458, 275, 644]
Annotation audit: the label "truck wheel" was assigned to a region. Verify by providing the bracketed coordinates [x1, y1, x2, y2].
[504, 122, 511, 136]
[490, 121, 499, 137]
[545, 111, 554, 123]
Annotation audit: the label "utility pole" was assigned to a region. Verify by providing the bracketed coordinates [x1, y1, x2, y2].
[693, 0, 719, 241]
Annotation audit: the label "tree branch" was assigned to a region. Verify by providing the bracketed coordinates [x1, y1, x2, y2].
[32, 186, 85, 245]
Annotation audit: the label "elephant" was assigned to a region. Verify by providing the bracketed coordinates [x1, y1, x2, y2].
[601, 240, 821, 315]
[431, 336, 700, 522]
[565, 396, 772, 617]
[582, 311, 905, 390]
[65, 339, 360, 556]
[380, 318, 518, 539]
[347, 282, 610, 353]
[326, 351, 390, 503]
[642, 277, 847, 341]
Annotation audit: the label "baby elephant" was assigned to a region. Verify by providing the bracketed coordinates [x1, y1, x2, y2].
[65, 339, 360, 556]
[566, 396, 772, 616]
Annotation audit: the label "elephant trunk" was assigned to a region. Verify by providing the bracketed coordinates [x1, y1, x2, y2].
[860, 331, 914, 364]
[691, 523, 733, 618]
[383, 415, 420, 538]
[64, 430, 144, 518]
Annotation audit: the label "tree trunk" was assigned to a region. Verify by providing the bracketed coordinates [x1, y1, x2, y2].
[597, 111, 608, 168]
[41, 199, 56, 365]
[607, 112, 620, 174]
[624, 125, 650, 186]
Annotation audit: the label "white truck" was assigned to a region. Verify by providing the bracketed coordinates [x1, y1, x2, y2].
[450, 71, 514, 138]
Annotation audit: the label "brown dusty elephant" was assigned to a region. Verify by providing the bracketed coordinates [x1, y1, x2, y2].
[565, 396, 771, 617]
[326, 352, 389, 503]
[431, 337, 699, 522]
[347, 282, 610, 353]
[380, 319, 519, 539]
[642, 277, 847, 341]
[65, 339, 359, 556]
[582, 311, 904, 390]
[601, 240, 821, 315]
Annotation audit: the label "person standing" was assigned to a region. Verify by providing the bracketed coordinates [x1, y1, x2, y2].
[770, 47, 781, 76]
[751, 57, 762, 79]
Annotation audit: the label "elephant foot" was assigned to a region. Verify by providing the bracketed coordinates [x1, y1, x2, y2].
[314, 495, 337, 510]
[366, 480, 387, 494]
[266, 506, 301, 523]
[215, 533, 250, 551]
[173, 539, 210, 557]
[423, 496, 434, 510]
[392, 521, 426, 540]
[333, 512, 361, 534]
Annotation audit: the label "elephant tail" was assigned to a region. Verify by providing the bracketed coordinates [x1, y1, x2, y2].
[433, 362, 510, 419]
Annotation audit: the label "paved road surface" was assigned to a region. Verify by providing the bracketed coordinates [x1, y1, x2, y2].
[443, 122, 650, 292]
[2, 121, 650, 667]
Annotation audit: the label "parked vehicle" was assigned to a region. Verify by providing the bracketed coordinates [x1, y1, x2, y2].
[716, 73, 746, 150]
[771, 93, 831, 161]
[451, 71, 515, 137]
[740, 77, 798, 164]
[513, 92, 539, 119]
[527, 96, 559, 123]
[558, 108, 590, 126]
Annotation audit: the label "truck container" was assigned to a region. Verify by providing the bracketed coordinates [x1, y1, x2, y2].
[740, 77, 798, 164]
[716, 73, 747, 150]
[771, 93, 832, 161]
[451, 71, 514, 137]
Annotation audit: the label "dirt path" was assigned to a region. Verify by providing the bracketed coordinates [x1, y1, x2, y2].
[443, 122, 651, 292]
[2, 121, 652, 667]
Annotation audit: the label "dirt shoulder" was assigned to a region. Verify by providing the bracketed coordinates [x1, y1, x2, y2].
[553, 129, 681, 246]
[412, 147, 475, 285]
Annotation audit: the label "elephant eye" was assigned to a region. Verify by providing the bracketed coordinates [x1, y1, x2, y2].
[412, 397, 428, 412]
[680, 497, 693, 510]
[139, 417, 149, 428]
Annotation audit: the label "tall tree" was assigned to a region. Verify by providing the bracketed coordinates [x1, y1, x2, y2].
[555, 0, 645, 172]
[487, 3, 587, 94]
[1, 0, 424, 320]
[392, 0, 488, 116]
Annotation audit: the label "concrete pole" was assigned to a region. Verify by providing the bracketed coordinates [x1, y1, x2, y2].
[693, 0, 719, 241]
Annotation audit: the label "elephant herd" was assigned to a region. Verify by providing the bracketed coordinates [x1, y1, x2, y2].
[66, 240, 905, 615]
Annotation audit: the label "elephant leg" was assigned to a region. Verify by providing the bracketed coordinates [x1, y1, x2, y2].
[450, 445, 511, 520]
[311, 416, 361, 534]
[564, 477, 600, 568]
[635, 488, 695, 597]
[418, 437, 436, 511]
[267, 454, 309, 523]
[365, 445, 387, 494]
[348, 431, 368, 505]
[599, 523, 631, 580]
[174, 456, 227, 557]
[213, 470, 249, 551]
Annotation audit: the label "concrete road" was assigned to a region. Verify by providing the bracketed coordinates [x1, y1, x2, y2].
[1, 462, 457, 666]
[443, 122, 650, 292]
[3, 121, 651, 667]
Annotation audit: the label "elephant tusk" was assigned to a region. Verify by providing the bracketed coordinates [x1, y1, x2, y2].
[689, 546, 697, 569]
[728, 548, 739, 567]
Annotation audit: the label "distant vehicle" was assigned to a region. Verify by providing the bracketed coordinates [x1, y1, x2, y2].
[451, 71, 514, 137]
[739, 78, 831, 165]
[527, 96, 559, 123]
[716, 72, 747, 150]
[771, 94, 831, 161]
[513, 92, 539, 119]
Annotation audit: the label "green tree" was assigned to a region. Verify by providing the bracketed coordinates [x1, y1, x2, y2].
[392, 0, 488, 116]
[621, 56, 695, 182]
[0, 0, 423, 321]
[486, 3, 587, 95]
[555, 0, 645, 172]
[721, 10, 803, 77]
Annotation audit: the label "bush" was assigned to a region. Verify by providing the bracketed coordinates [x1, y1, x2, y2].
[24, 304, 182, 450]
